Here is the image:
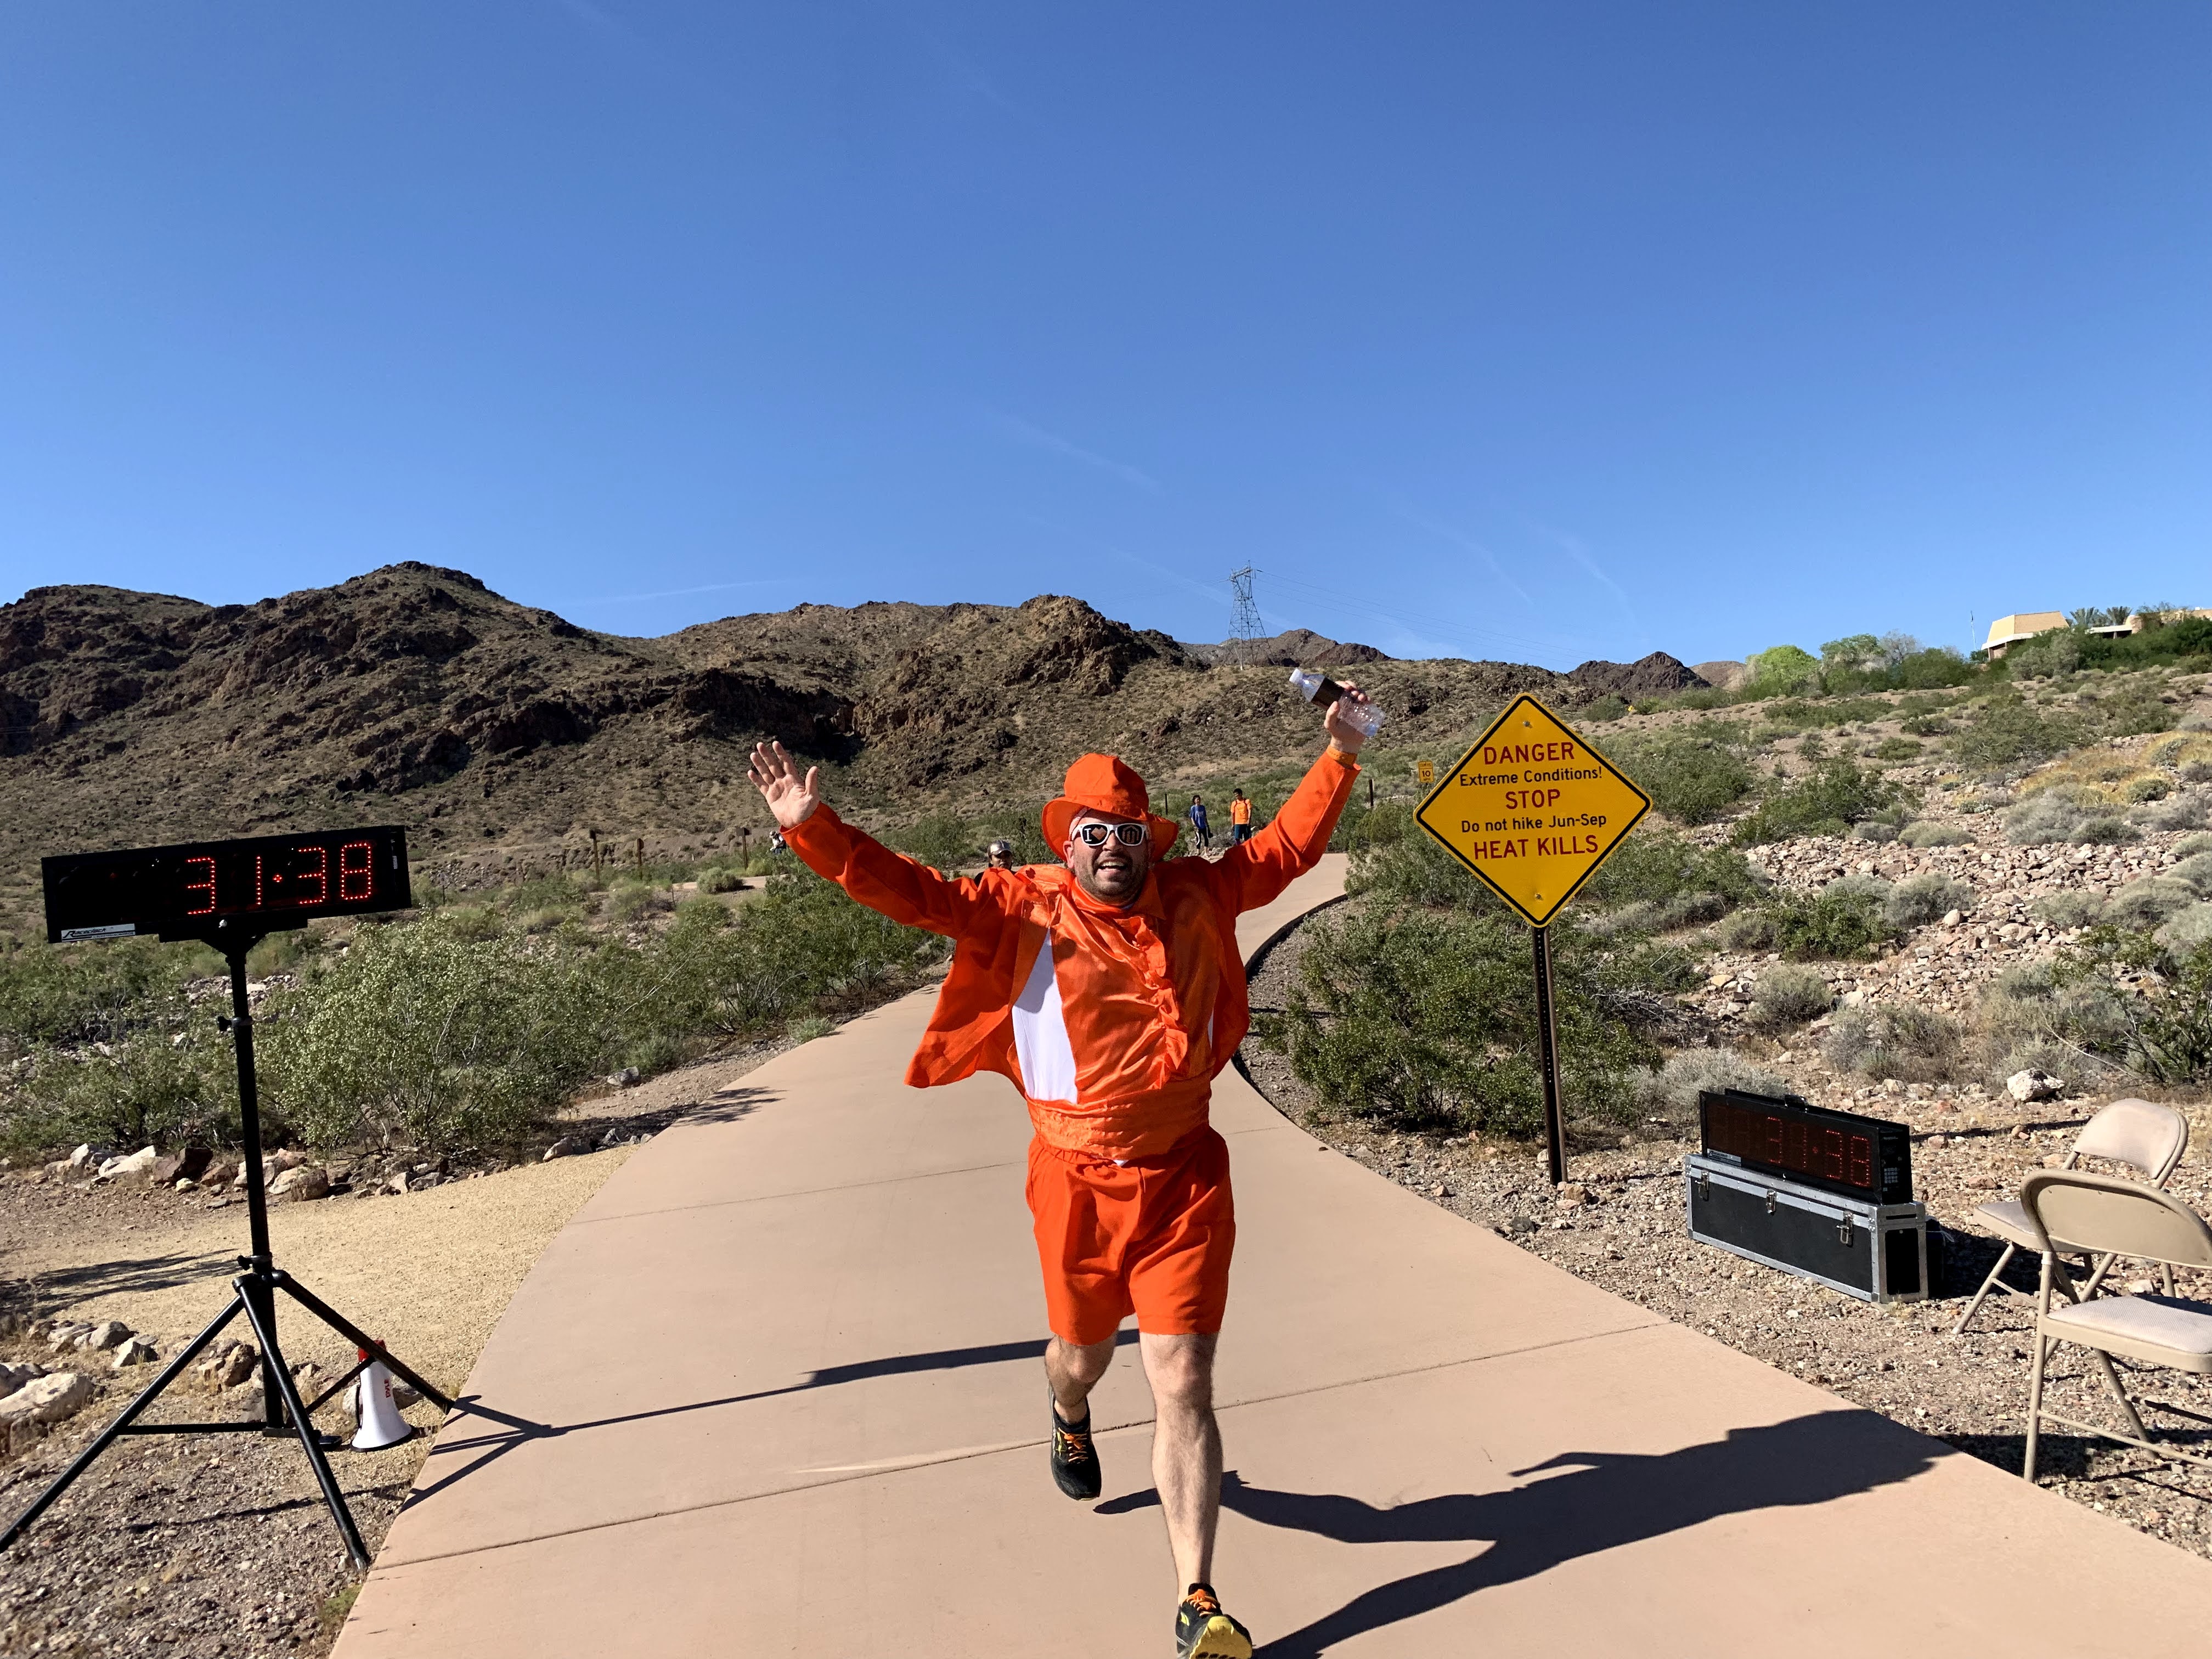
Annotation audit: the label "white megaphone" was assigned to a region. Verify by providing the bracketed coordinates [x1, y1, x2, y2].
[351, 1347, 414, 1451]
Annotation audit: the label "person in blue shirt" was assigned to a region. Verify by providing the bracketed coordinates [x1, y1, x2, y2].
[1186, 794, 1212, 851]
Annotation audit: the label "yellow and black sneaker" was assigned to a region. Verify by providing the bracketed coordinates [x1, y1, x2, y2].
[1175, 1584, 1252, 1658]
[1049, 1403, 1101, 1501]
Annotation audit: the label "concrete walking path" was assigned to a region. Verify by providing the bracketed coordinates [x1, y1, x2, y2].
[336, 856, 2212, 1656]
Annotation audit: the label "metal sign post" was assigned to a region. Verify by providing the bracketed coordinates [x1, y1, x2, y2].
[1530, 923, 1568, 1184]
[1412, 697, 1649, 1185]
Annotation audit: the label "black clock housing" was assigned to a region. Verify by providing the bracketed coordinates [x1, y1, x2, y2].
[43, 827, 413, 946]
[1698, 1088, 1914, 1206]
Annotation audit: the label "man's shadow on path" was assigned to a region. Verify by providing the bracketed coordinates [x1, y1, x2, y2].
[1099, 1410, 1940, 1657]
[405, 1328, 1142, 1509]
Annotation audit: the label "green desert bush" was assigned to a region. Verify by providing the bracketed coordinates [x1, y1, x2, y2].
[5, 1027, 239, 1156]
[1871, 737, 1925, 763]
[1634, 1048, 1787, 1132]
[1821, 1004, 1966, 1082]
[1883, 873, 1976, 930]
[2106, 878, 2199, 930]
[1612, 731, 1757, 825]
[1713, 909, 1781, 951]
[1575, 827, 1763, 921]
[1765, 882, 1902, 960]
[2158, 905, 2212, 953]
[1263, 907, 1660, 1137]
[2134, 793, 2212, 833]
[1346, 824, 1499, 912]
[1732, 761, 1901, 845]
[2006, 794, 2139, 846]
[2033, 891, 2108, 930]
[1747, 966, 1834, 1030]
[2170, 852, 2212, 897]
[1582, 694, 1630, 721]
[1897, 820, 1972, 848]
[1948, 693, 2085, 774]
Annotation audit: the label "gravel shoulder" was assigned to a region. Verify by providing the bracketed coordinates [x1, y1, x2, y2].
[1240, 901, 2212, 1563]
[0, 1034, 813, 1658]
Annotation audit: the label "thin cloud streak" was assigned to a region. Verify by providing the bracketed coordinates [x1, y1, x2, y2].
[1531, 521, 1646, 653]
[992, 413, 1161, 493]
[1386, 499, 1537, 610]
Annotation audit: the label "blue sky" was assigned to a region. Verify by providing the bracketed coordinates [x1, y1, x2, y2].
[2, 3, 2206, 670]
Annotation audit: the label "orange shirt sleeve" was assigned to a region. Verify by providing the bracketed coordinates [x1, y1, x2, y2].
[1210, 746, 1359, 915]
[780, 805, 990, 939]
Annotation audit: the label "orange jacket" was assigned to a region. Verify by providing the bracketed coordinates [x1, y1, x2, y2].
[783, 747, 1359, 1158]
[1229, 797, 1252, 825]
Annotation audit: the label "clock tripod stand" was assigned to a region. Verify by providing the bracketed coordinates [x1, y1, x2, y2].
[0, 917, 452, 1569]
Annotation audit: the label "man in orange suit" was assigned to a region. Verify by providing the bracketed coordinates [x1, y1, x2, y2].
[748, 681, 1370, 1659]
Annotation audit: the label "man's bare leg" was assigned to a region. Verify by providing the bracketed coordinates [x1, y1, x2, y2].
[1046, 1333, 1117, 1419]
[1139, 1330, 1222, 1591]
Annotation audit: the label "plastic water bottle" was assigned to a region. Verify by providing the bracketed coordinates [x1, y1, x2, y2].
[1288, 668, 1385, 740]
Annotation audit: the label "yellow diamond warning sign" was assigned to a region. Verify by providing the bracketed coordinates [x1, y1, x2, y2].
[1413, 696, 1651, 927]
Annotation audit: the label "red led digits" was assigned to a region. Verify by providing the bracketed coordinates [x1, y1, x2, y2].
[1848, 1135, 1873, 1192]
[183, 856, 217, 916]
[1822, 1127, 1846, 1181]
[294, 844, 329, 906]
[338, 840, 375, 901]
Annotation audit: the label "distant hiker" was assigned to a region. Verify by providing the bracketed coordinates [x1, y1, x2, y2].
[1186, 794, 1211, 850]
[1227, 789, 1253, 845]
[748, 679, 1375, 1659]
[985, 838, 1018, 870]
[768, 828, 787, 856]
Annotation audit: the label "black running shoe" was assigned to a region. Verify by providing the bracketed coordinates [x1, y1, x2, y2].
[1049, 1403, 1102, 1500]
[1176, 1584, 1252, 1659]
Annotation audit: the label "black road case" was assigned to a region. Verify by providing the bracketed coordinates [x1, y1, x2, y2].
[1686, 1153, 1928, 1304]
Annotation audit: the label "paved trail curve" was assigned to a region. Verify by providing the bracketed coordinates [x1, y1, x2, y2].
[337, 857, 2212, 1656]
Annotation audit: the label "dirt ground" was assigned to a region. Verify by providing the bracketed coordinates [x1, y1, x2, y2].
[1240, 911, 2212, 1562]
[0, 1036, 799, 1659]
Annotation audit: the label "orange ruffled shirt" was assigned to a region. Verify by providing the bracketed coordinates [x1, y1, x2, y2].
[783, 748, 1359, 1159]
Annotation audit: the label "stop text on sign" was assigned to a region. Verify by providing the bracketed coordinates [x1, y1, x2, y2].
[1413, 697, 1650, 927]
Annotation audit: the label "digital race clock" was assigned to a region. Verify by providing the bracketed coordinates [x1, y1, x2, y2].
[43, 827, 414, 945]
[1698, 1088, 1914, 1206]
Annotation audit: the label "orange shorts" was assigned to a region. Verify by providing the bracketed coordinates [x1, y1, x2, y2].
[1025, 1127, 1235, 1346]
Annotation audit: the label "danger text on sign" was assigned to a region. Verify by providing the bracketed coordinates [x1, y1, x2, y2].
[1412, 696, 1650, 927]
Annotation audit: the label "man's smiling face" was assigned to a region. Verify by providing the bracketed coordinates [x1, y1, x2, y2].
[1064, 809, 1152, 905]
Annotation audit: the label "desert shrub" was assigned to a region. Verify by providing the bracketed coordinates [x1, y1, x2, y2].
[1575, 827, 1763, 918]
[2158, 905, 2212, 952]
[1714, 909, 1780, 950]
[786, 1015, 837, 1044]
[1851, 820, 1899, 843]
[1748, 966, 1834, 1030]
[1611, 731, 1757, 825]
[2003, 632, 2081, 680]
[699, 867, 749, 894]
[2125, 776, 2171, 803]
[1884, 872, 1975, 930]
[2033, 891, 2108, 930]
[1949, 693, 2084, 773]
[2169, 852, 2212, 897]
[1634, 1048, 1787, 1131]
[1871, 737, 1923, 763]
[1582, 694, 1630, 721]
[2178, 833, 2212, 858]
[1732, 761, 1901, 845]
[888, 813, 985, 873]
[2134, 792, 2212, 832]
[1898, 820, 1972, 848]
[2039, 930, 2212, 1085]
[1821, 1004, 1965, 1081]
[266, 915, 605, 1150]
[1347, 826, 1500, 911]
[0, 937, 213, 1063]
[2079, 681, 2177, 741]
[1745, 645, 1822, 696]
[2107, 877, 2199, 930]
[1263, 907, 1659, 1137]
[4, 1028, 240, 1155]
[2005, 794, 2137, 846]
[1767, 883, 1901, 960]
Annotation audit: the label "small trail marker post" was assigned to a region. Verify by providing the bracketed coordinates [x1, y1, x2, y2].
[1416, 759, 1436, 787]
[1412, 697, 1650, 1185]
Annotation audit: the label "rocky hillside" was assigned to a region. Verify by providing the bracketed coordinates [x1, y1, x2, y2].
[0, 563, 1703, 921]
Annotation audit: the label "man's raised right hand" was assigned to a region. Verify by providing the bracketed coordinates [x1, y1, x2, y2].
[747, 740, 821, 828]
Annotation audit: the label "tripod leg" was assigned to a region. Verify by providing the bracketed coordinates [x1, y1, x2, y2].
[236, 1283, 371, 1569]
[0, 1293, 247, 1555]
[273, 1274, 455, 1412]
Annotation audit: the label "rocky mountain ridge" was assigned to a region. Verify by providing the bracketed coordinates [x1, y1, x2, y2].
[1, 563, 1704, 915]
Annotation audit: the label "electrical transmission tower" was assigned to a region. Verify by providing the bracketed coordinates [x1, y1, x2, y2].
[1228, 566, 1263, 665]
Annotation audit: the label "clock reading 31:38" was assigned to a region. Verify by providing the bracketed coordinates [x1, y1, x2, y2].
[43, 827, 415, 945]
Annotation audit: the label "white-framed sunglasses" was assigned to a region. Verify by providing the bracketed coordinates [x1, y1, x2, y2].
[1073, 821, 1150, 848]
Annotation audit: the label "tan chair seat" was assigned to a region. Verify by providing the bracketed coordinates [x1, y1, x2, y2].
[2042, 1294, 2212, 1370]
[1976, 1198, 2088, 1256]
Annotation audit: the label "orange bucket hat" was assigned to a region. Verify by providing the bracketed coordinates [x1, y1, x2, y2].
[1042, 753, 1181, 856]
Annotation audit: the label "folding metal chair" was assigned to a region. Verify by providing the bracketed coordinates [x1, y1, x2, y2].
[1953, 1098, 2188, 1336]
[2019, 1169, 2212, 1481]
